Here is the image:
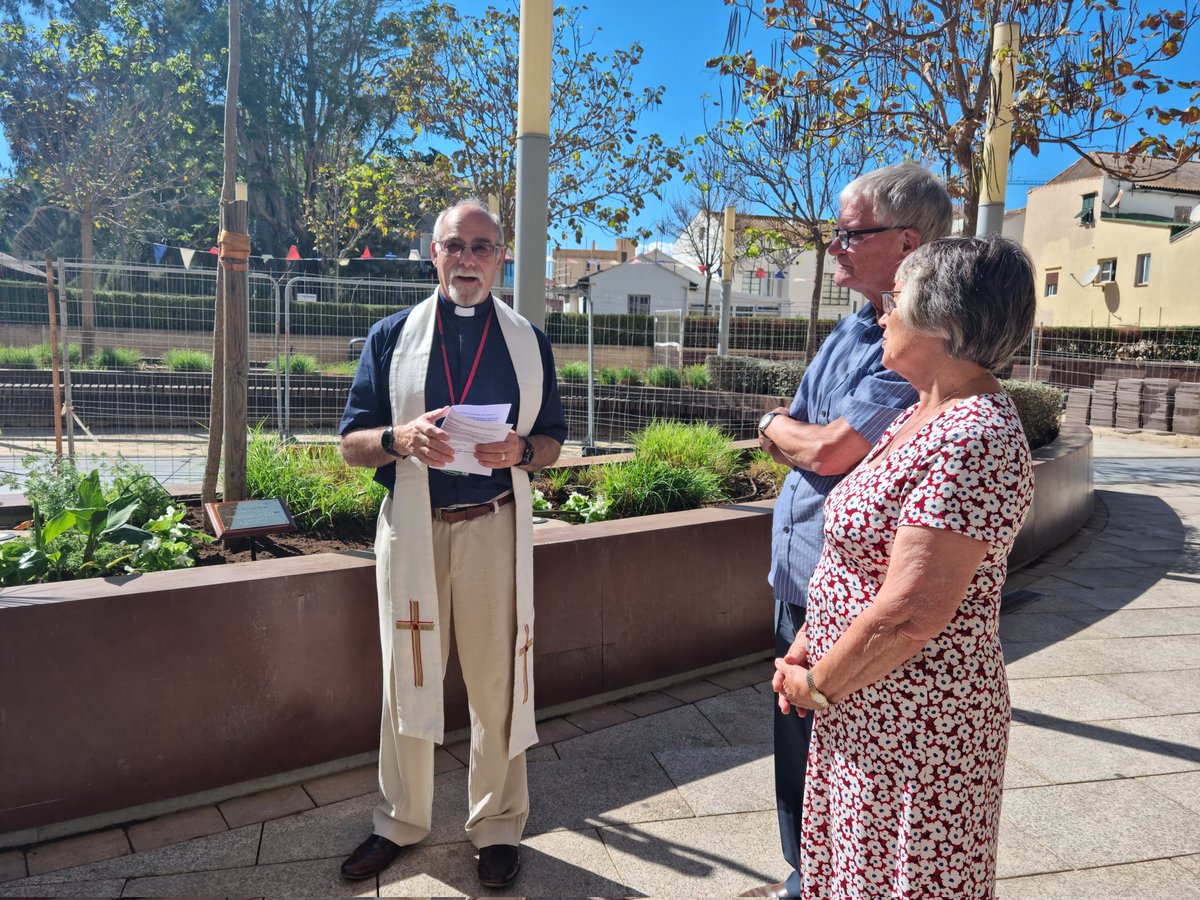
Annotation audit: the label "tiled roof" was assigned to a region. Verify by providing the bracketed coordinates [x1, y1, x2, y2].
[1046, 152, 1200, 194]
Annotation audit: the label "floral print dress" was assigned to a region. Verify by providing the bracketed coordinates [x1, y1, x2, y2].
[800, 391, 1034, 899]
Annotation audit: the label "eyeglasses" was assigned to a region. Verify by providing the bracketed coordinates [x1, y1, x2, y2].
[435, 239, 500, 258]
[830, 225, 911, 251]
[879, 290, 899, 314]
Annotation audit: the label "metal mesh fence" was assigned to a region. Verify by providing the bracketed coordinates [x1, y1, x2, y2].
[3, 259, 1199, 488]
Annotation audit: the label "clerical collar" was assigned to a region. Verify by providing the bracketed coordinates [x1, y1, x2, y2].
[454, 305, 475, 317]
[438, 293, 491, 318]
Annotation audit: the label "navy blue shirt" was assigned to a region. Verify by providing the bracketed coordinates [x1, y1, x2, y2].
[338, 294, 568, 507]
[769, 302, 918, 607]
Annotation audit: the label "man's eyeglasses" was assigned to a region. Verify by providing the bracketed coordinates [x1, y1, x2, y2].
[436, 239, 500, 258]
[879, 290, 899, 314]
[830, 225, 910, 251]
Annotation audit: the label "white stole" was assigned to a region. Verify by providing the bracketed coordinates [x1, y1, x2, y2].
[377, 292, 541, 757]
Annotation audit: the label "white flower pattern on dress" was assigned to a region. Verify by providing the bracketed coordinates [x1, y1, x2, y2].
[801, 391, 1034, 899]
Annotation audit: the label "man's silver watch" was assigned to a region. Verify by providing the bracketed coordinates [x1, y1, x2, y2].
[758, 411, 782, 435]
[806, 668, 830, 710]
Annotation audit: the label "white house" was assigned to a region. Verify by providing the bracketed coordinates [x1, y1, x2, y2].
[577, 254, 699, 316]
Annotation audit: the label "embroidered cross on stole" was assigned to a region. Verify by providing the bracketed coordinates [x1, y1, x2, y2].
[395, 599, 436, 687]
[517, 624, 534, 704]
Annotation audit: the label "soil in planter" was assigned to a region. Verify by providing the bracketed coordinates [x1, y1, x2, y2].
[185, 507, 374, 565]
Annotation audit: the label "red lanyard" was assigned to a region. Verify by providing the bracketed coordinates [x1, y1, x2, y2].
[435, 304, 493, 406]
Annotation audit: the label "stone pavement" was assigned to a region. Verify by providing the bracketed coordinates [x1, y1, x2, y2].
[1, 430, 1198, 898]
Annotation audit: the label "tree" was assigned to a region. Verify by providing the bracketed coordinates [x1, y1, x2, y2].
[714, 0, 1200, 234]
[383, 2, 685, 244]
[0, 3, 206, 354]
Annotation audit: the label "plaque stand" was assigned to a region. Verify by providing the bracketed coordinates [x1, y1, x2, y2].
[204, 498, 298, 560]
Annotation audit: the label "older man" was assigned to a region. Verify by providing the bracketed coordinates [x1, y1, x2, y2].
[338, 198, 566, 888]
[745, 164, 952, 898]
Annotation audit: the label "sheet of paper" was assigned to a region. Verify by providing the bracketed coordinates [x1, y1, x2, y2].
[439, 404, 513, 476]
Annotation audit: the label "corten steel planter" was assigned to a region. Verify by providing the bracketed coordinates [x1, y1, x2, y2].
[0, 426, 1091, 844]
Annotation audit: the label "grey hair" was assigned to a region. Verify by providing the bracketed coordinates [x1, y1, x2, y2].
[895, 235, 1037, 372]
[433, 198, 505, 247]
[841, 163, 953, 243]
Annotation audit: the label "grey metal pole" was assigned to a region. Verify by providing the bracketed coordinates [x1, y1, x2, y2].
[56, 258, 76, 457]
[977, 22, 1019, 236]
[586, 286, 595, 449]
[513, 0, 552, 329]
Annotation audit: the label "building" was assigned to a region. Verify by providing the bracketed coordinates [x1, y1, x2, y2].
[576, 253, 700, 316]
[1022, 153, 1200, 327]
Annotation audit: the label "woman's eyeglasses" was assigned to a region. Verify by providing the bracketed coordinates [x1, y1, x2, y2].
[879, 291, 898, 314]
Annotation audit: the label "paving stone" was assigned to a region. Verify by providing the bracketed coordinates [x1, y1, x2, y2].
[1142, 772, 1200, 816]
[220, 783, 315, 827]
[0, 876, 127, 897]
[564, 702, 637, 733]
[1066, 549, 1153, 569]
[444, 737, 471, 764]
[1107, 713, 1200, 768]
[555, 705, 729, 760]
[534, 715, 586, 747]
[525, 753, 693, 835]
[997, 857, 1200, 898]
[599, 809, 784, 896]
[655, 744, 774, 816]
[1001, 779, 1200, 868]
[526, 743, 559, 762]
[1092, 669, 1200, 716]
[1003, 639, 1124, 680]
[995, 820, 1069, 879]
[706, 662, 770, 691]
[614, 690, 684, 718]
[1177, 854, 1200, 878]
[1048, 565, 1162, 591]
[1001, 752, 1052, 789]
[123, 857, 368, 897]
[999, 612, 1113, 645]
[0, 852, 25, 884]
[257, 792, 385, 867]
[18, 824, 260, 885]
[127, 805, 227, 853]
[1096, 634, 1200, 672]
[661, 677, 727, 703]
[304, 765, 379, 806]
[1009, 675, 1154, 723]
[26, 830, 130, 877]
[695, 686, 773, 745]
[1006, 716, 1189, 783]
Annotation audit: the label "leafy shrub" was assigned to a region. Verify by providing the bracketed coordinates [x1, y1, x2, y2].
[1, 453, 83, 519]
[1002, 379, 1065, 449]
[560, 489, 612, 523]
[162, 349, 213, 372]
[269, 353, 321, 374]
[245, 430, 386, 530]
[557, 360, 588, 383]
[645, 365, 683, 388]
[598, 457, 725, 518]
[598, 365, 642, 386]
[107, 458, 173, 526]
[0, 346, 39, 368]
[85, 347, 144, 369]
[630, 420, 737, 478]
[683, 364, 710, 390]
[705, 355, 804, 396]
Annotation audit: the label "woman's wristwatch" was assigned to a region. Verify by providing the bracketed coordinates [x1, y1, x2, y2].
[806, 668, 830, 710]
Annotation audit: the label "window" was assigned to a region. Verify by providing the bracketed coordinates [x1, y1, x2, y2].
[1077, 193, 1096, 225]
[1135, 254, 1151, 286]
[821, 272, 851, 306]
[627, 294, 650, 314]
[1098, 258, 1117, 283]
[1174, 205, 1193, 223]
[740, 270, 768, 295]
[1044, 271, 1059, 297]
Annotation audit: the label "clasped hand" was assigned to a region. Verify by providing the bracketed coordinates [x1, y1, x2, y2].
[772, 629, 817, 716]
[399, 407, 523, 469]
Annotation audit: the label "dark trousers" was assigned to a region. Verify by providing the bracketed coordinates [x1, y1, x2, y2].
[774, 599, 812, 897]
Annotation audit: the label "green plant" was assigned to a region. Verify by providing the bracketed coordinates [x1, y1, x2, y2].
[598, 365, 642, 386]
[86, 346, 144, 369]
[746, 448, 790, 494]
[645, 365, 683, 388]
[0, 345, 39, 368]
[683, 365, 710, 390]
[598, 457, 725, 518]
[122, 504, 213, 573]
[557, 360, 588, 383]
[161, 348, 213, 372]
[107, 458, 173, 526]
[322, 360, 359, 376]
[1002, 379, 1065, 449]
[269, 353, 321, 375]
[0, 454, 83, 519]
[244, 429, 386, 530]
[530, 488, 550, 511]
[541, 466, 576, 495]
[630, 420, 738, 478]
[560, 489, 612, 523]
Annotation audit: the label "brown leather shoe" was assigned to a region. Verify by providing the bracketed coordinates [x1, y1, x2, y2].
[740, 881, 789, 897]
[340, 834, 402, 880]
[478, 843, 521, 888]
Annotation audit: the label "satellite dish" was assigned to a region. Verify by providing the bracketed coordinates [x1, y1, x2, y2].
[1190, 205, 1200, 224]
[1073, 264, 1101, 286]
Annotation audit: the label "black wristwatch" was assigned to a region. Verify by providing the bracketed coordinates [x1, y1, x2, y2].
[380, 425, 406, 459]
[518, 437, 535, 467]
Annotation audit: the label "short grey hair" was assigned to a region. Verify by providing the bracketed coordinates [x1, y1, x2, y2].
[895, 235, 1036, 372]
[841, 163, 953, 243]
[432, 198, 505, 247]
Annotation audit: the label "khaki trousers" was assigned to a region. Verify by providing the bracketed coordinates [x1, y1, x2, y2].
[373, 503, 529, 848]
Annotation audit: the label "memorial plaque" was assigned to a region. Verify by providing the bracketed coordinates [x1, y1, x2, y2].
[204, 498, 298, 541]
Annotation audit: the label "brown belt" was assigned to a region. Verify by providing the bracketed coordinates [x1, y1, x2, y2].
[433, 493, 515, 524]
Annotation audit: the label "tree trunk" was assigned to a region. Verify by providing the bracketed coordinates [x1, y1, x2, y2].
[806, 246, 826, 364]
[79, 205, 96, 360]
[703, 273, 713, 317]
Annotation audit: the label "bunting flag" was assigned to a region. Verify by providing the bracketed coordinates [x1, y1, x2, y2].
[360, 246, 372, 259]
[698, 264, 707, 273]
[152, 243, 168, 264]
[286, 245, 302, 261]
[180, 247, 196, 269]
[384, 252, 398, 259]
[208, 246, 219, 255]
[775, 270, 786, 279]
[754, 267, 766, 278]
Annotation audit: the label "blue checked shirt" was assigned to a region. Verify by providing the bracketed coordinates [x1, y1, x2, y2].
[770, 302, 918, 608]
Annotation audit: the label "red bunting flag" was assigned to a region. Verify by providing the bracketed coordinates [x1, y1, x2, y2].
[286, 245, 302, 261]
[360, 246, 373, 259]
[754, 267, 766, 278]
[209, 246, 219, 255]
[698, 264, 707, 273]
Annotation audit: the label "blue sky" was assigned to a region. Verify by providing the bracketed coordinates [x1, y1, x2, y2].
[2, 0, 1191, 254]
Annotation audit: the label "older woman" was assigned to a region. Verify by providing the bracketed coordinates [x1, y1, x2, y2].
[773, 235, 1038, 898]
